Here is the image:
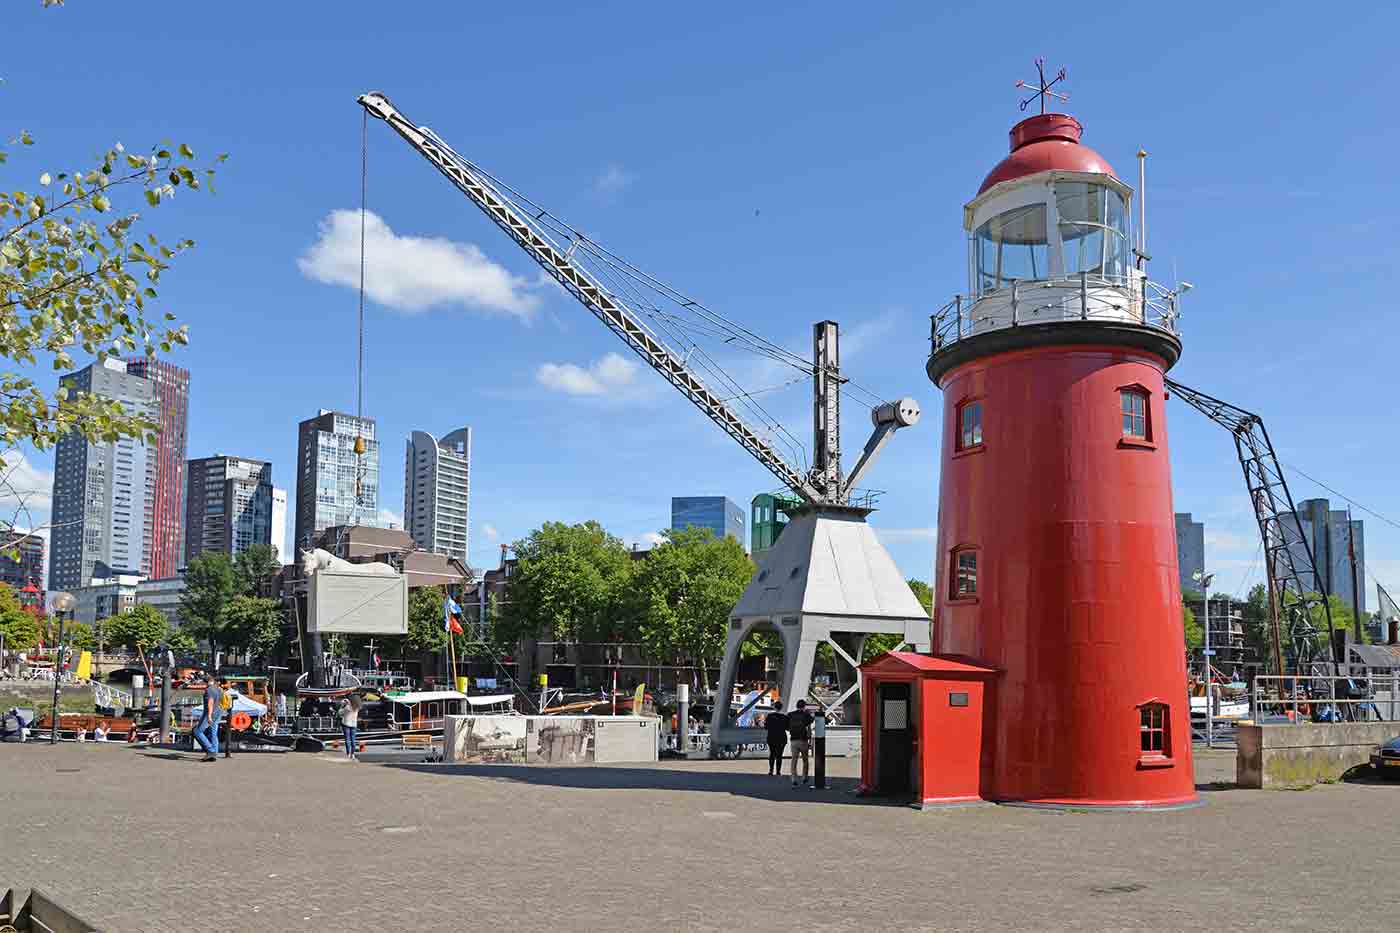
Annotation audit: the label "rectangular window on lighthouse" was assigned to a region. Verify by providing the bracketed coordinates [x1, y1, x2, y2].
[951, 548, 978, 600]
[957, 400, 983, 451]
[1120, 389, 1149, 440]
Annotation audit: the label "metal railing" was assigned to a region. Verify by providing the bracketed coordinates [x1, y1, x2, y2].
[929, 273, 1183, 353]
[1250, 674, 1400, 722]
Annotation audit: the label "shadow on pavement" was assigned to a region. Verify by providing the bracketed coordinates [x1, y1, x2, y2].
[139, 752, 203, 763]
[383, 762, 901, 807]
[1341, 763, 1400, 786]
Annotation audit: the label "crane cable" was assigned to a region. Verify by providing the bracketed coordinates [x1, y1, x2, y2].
[352, 108, 369, 523]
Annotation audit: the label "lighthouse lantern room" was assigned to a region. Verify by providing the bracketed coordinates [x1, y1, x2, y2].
[862, 64, 1198, 810]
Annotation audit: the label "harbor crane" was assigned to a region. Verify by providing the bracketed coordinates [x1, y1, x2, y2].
[358, 92, 931, 752]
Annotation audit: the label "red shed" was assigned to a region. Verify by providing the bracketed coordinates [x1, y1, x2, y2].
[858, 652, 998, 809]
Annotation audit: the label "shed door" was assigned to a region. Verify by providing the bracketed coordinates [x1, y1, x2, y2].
[877, 682, 913, 796]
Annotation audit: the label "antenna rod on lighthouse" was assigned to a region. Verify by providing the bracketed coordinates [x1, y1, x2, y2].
[1137, 147, 1149, 268]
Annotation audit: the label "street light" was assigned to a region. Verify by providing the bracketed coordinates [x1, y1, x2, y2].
[48, 591, 76, 745]
[1192, 571, 1215, 748]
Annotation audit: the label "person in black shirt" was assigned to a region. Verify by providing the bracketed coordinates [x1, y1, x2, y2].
[764, 703, 789, 776]
[787, 699, 815, 787]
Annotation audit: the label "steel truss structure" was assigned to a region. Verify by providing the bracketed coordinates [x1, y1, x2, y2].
[1165, 378, 1337, 675]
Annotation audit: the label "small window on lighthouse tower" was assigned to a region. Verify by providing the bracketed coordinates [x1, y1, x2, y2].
[1138, 702, 1171, 760]
[1120, 389, 1150, 440]
[957, 400, 983, 451]
[951, 548, 979, 600]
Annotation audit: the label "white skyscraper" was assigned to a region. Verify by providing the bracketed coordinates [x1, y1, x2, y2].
[404, 427, 470, 565]
[271, 487, 288, 564]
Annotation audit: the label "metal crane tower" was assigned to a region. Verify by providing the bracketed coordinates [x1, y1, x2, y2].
[358, 92, 930, 752]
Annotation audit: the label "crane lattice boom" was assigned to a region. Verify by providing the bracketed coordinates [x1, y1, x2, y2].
[357, 92, 826, 503]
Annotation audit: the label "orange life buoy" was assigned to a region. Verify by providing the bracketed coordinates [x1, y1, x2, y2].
[230, 712, 252, 731]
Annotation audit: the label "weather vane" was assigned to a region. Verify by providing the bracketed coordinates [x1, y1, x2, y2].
[1016, 58, 1069, 114]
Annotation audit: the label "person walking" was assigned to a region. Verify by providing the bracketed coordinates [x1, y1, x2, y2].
[339, 694, 362, 760]
[764, 702, 789, 776]
[788, 699, 815, 787]
[192, 676, 224, 762]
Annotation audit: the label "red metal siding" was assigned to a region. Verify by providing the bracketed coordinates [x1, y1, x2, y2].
[933, 344, 1196, 807]
[127, 359, 189, 580]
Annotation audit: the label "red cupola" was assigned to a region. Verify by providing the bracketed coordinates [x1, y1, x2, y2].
[978, 112, 1116, 194]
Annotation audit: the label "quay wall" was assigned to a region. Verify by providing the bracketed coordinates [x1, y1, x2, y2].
[1236, 722, 1395, 788]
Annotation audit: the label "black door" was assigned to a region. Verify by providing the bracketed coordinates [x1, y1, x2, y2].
[876, 682, 913, 796]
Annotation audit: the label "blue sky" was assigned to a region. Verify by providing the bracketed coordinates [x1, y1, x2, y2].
[3, 2, 1399, 604]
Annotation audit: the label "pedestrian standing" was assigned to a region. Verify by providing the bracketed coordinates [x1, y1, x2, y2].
[764, 703, 789, 777]
[192, 676, 224, 762]
[339, 694, 362, 760]
[787, 699, 814, 787]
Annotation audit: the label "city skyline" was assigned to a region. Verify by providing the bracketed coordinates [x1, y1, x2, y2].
[2, 4, 1398, 602]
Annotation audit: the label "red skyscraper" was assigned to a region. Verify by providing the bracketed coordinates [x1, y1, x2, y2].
[926, 94, 1196, 808]
[126, 358, 190, 580]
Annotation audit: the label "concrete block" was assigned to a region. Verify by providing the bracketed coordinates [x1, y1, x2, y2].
[1236, 722, 1396, 789]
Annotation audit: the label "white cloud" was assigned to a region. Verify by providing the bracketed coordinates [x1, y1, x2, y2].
[537, 352, 639, 397]
[378, 508, 403, 530]
[874, 526, 938, 542]
[0, 452, 53, 519]
[481, 523, 499, 541]
[1205, 528, 1258, 557]
[299, 210, 540, 317]
[593, 163, 635, 198]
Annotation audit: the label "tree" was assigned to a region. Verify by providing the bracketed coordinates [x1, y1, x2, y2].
[234, 543, 280, 597]
[500, 521, 634, 645]
[179, 552, 239, 657]
[1183, 603, 1202, 650]
[66, 620, 96, 652]
[628, 526, 754, 685]
[0, 583, 40, 650]
[405, 585, 449, 655]
[222, 595, 284, 660]
[0, 32, 223, 536]
[906, 578, 933, 617]
[167, 627, 197, 657]
[105, 604, 170, 653]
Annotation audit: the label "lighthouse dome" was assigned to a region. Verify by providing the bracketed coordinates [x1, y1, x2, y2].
[978, 113, 1115, 195]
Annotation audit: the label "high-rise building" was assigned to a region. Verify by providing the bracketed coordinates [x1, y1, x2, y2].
[1175, 512, 1205, 593]
[125, 358, 189, 580]
[271, 487, 288, 563]
[750, 493, 792, 562]
[404, 427, 471, 565]
[1277, 498, 1366, 615]
[0, 532, 45, 592]
[185, 455, 274, 561]
[294, 410, 379, 553]
[49, 359, 156, 590]
[671, 496, 745, 548]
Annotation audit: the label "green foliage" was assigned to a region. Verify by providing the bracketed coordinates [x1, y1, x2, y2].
[629, 526, 754, 669]
[178, 552, 239, 652]
[66, 620, 95, 651]
[234, 543, 280, 597]
[222, 595, 284, 659]
[906, 578, 933, 617]
[1182, 602, 1202, 649]
[500, 521, 634, 644]
[0, 583, 40, 649]
[0, 120, 223, 454]
[167, 627, 197, 657]
[406, 586, 449, 655]
[105, 604, 169, 651]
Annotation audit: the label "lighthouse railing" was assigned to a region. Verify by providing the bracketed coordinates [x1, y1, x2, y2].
[930, 273, 1182, 353]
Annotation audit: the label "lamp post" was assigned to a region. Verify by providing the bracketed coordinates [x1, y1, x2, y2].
[48, 591, 76, 745]
[1193, 571, 1215, 748]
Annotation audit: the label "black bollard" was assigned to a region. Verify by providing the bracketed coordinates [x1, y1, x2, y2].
[814, 712, 826, 789]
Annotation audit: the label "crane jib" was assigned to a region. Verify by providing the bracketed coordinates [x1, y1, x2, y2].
[360, 92, 822, 503]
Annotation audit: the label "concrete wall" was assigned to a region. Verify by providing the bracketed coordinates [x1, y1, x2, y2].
[1236, 722, 1395, 789]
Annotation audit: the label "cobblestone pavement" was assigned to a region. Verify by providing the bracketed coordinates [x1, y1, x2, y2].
[0, 744, 1396, 932]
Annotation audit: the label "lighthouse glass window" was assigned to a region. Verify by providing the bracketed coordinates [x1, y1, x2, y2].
[957, 400, 983, 450]
[1120, 389, 1149, 440]
[1056, 183, 1130, 281]
[974, 204, 1049, 296]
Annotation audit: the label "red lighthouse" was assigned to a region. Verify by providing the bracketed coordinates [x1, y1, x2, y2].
[925, 75, 1197, 808]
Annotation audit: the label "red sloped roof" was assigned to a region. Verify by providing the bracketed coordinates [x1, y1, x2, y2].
[861, 651, 998, 675]
[978, 112, 1116, 195]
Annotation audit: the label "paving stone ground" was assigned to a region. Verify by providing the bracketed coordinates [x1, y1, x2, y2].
[0, 742, 1396, 932]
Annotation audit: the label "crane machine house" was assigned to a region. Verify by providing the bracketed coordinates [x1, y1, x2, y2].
[301, 547, 408, 635]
